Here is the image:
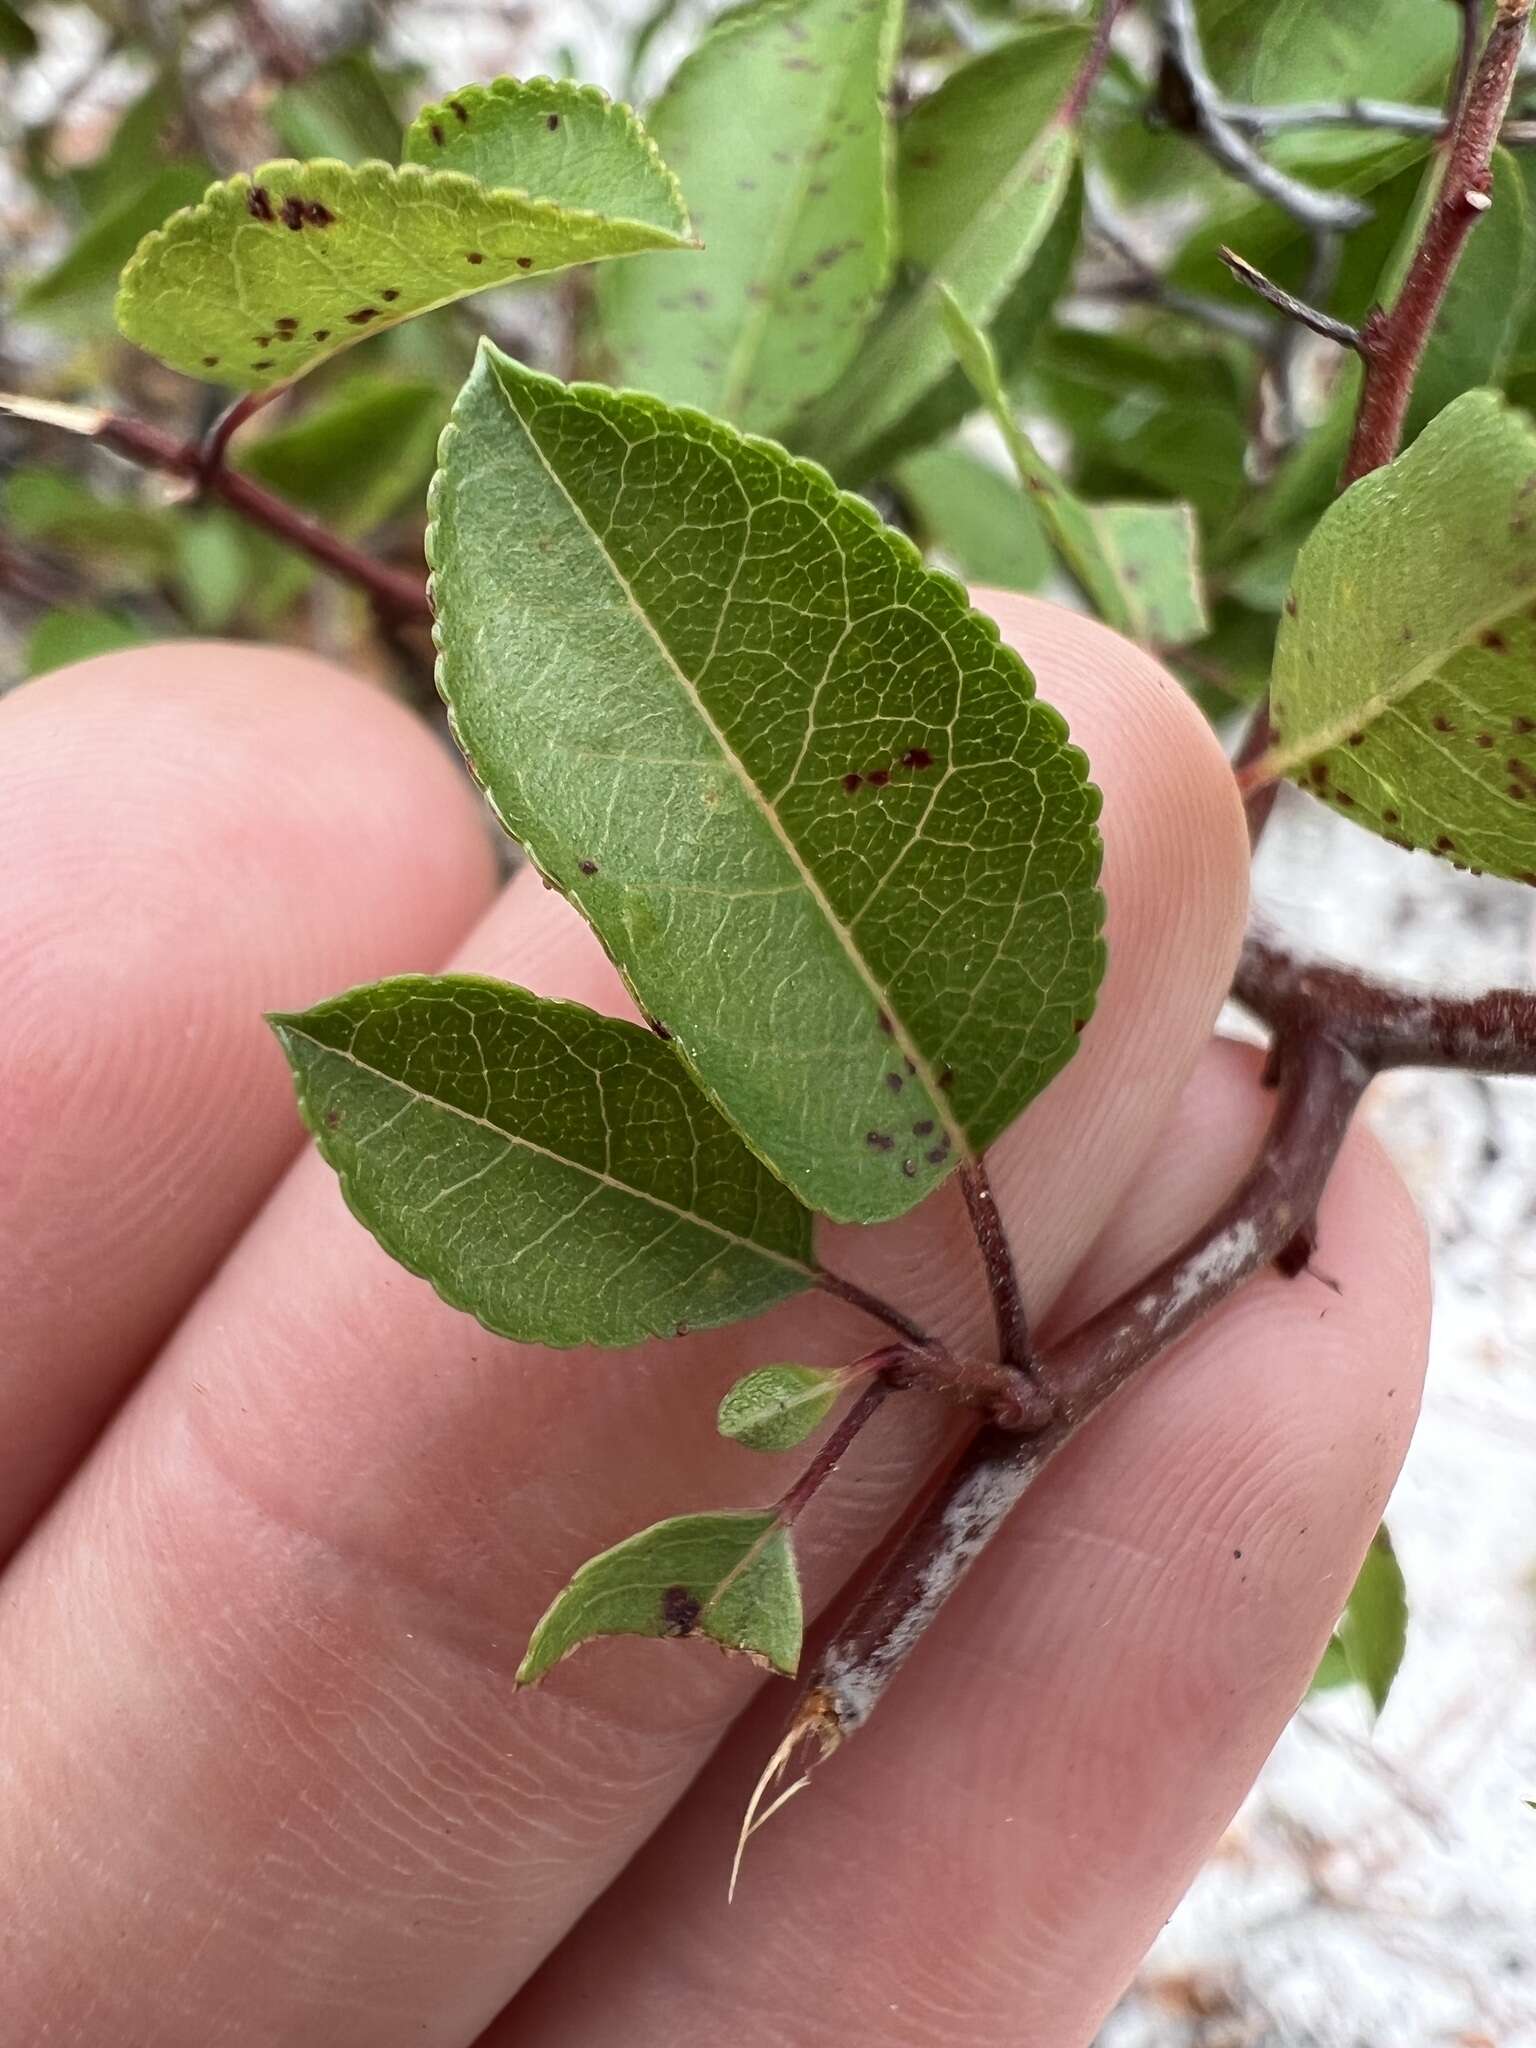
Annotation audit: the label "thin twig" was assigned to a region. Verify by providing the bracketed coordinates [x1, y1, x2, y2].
[1154, 0, 1373, 232]
[0, 395, 431, 622]
[1061, 0, 1136, 126]
[1087, 204, 1275, 347]
[798, 1030, 1369, 1742]
[959, 1160, 1032, 1374]
[775, 1381, 893, 1529]
[1218, 246, 1364, 351]
[1344, 0, 1533, 486]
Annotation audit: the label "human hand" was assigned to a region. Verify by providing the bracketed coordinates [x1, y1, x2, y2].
[1, 593, 1429, 2046]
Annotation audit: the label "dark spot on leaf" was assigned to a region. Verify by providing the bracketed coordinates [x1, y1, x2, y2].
[866, 1130, 894, 1150]
[1432, 713, 1455, 733]
[842, 771, 862, 793]
[1073, 1018, 1088, 1034]
[1382, 808, 1400, 824]
[737, 177, 756, 190]
[346, 307, 380, 324]
[939, 1065, 954, 1090]
[1435, 834, 1456, 852]
[876, 1010, 893, 1035]
[466, 251, 485, 264]
[275, 315, 298, 330]
[323, 1108, 342, 1128]
[202, 355, 219, 366]
[1346, 732, 1364, 747]
[901, 1158, 917, 1178]
[648, 1017, 672, 1039]
[1520, 871, 1536, 886]
[247, 185, 274, 222]
[675, 1321, 690, 1337]
[1284, 594, 1298, 617]
[381, 288, 400, 302]
[450, 97, 469, 123]
[516, 256, 534, 269]
[253, 334, 273, 347]
[662, 1586, 701, 1636]
[903, 1056, 916, 1076]
[901, 746, 933, 770]
[1479, 630, 1509, 652]
[867, 769, 889, 787]
[251, 359, 274, 370]
[281, 196, 306, 230]
[578, 859, 598, 875]
[546, 113, 560, 131]
[912, 1119, 934, 1137]
[885, 1072, 904, 1093]
[1336, 791, 1355, 807]
[312, 328, 330, 341]
[1475, 732, 1495, 749]
[304, 201, 334, 227]
[1512, 715, 1535, 734]
[430, 121, 445, 146]
[1310, 761, 1329, 786]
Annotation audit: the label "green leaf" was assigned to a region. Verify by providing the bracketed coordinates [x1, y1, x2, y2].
[24, 607, 151, 677]
[717, 1364, 842, 1451]
[518, 1509, 802, 1683]
[18, 162, 209, 331]
[1199, 0, 1456, 113]
[0, 0, 37, 59]
[1265, 390, 1536, 885]
[1026, 323, 1254, 536]
[4, 469, 177, 585]
[271, 51, 407, 165]
[896, 444, 1050, 593]
[239, 374, 444, 532]
[1337, 1525, 1408, 1715]
[115, 91, 692, 392]
[597, 0, 901, 436]
[792, 20, 1088, 479]
[270, 974, 816, 1348]
[827, 165, 1083, 486]
[430, 346, 1106, 1225]
[403, 74, 685, 229]
[1307, 1630, 1352, 1695]
[942, 293, 1207, 649]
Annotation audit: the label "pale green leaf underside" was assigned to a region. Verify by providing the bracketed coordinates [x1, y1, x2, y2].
[1336, 1525, 1408, 1716]
[116, 128, 691, 391]
[270, 975, 814, 1349]
[1269, 390, 1536, 884]
[896, 445, 1051, 594]
[717, 1363, 841, 1451]
[793, 22, 1086, 478]
[430, 347, 1106, 1225]
[402, 74, 688, 234]
[597, 0, 900, 436]
[942, 292, 1207, 650]
[518, 1510, 803, 1682]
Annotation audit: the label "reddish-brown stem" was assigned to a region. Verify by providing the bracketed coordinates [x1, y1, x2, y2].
[83, 412, 431, 621]
[775, 1380, 892, 1530]
[1232, 698, 1281, 850]
[799, 1031, 1368, 1740]
[1061, 0, 1135, 126]
[812, 1271, 1050, 1428]
[1236, 930, 1536, 1076]
[1343, 0, 1532, 487]
[197, 388, 276, 480]
[959, 1160, 1032, 1374]
[814, 1267, 936, 1352]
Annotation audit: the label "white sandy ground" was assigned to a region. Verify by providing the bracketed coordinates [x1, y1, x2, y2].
[1101, 789, 1536, 2048]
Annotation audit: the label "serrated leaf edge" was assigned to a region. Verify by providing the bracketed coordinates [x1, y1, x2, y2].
[425, 342, 1107, 1204]
[268, 973, 817, 1351]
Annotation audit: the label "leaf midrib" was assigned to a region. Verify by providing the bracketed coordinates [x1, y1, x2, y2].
[283, 1023, 817, 1276]
[494, 368, 971, 1164]
[1267, 577, 1536, 775]
[716, 9, 885, 420]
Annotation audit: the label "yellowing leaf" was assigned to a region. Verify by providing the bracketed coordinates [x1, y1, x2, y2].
[115, 86, 691, 392]
[1265, 390, 1536, 884]
[518, 1510, 803, 1682]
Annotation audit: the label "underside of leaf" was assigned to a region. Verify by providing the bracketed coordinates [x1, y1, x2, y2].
[429, 345, 1106, 1225]
[1267, 389, 1536, 883]
[270, 974, 814, 1349]
[116, 133, 692, 391]
[517, 1510, 803, 1683]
